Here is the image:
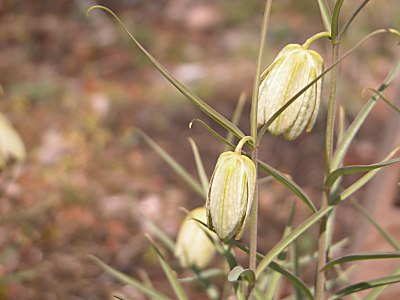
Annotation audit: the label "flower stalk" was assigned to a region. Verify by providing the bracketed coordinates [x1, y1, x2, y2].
[249, 0, 273, 276]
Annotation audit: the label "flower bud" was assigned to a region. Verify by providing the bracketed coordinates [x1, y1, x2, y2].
[0, 113, 26, 168]
[175, 207, 216, 268]
[206, 150, 256, 241]
[258, 43, 323, 140]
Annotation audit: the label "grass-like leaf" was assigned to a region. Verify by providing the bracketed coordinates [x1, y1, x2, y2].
[351, 199, 400, 251]
[339, 0, 371, 38]
[87, 5, 245, 141]
[322, 252, 400, 271]
[269, 262, 314, 300]
[329, 274, 400, 300]
[232, 238, 315, 300]
[188, 138, 209, 194]
[135, 129, 204, 197]
[256, 205, 334, 278]
[179, 268, 224, 283]
[332, 61, 400, 170]
[366, 88, 400, 114]
[190, 119, 235, 149]
[317, 0, 332, 33]
[324, 157, 400, 189]
[141, 213, 176, 252]
[88, 255, 171, 300]
[364, 266, 400, 300]
[332, 147, 400, 203]
[148, 238, 188, 300]
[258, 160, 317, 213]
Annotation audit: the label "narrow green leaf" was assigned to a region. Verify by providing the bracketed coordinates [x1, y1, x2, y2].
[322, 252, 400, 271]
[88, 255, 171, 300]
[298, 238, 349, 267]
[351, 199, 400, 251]
[339, 0, 371, 38]
[87, 6, 245, 140]
[331, 0, 344, 42]
[231, 240, 314, 300]
[179, 269, 224, 283]
[188, 138, 209, 194]
[364, 266, 400, 300]
[141, 213, 176, 252]
[317, 0, 332, 33]
[256, 205, 334, 278]
[190, 119, 235, 150]
[292, 240, 303, 300]
[113, 295, 130, 300]
[269, 262, 314, 300]
[266, 203, 295, 300]
[250, 0, 272, 138]
[332, 61, 400, 170]
[333, 148, 400, 203]
[149, 239, 188, 300]
[135, 129, 204, 197]
[258, 160, 317, 213]
[325, 157, 400, 189]
[366, 88, 400, 114]
[329, 274, 400, 300]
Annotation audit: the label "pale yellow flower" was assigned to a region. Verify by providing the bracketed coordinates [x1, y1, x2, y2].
[206, 151, 256, 241]
[0, 113, 25, 168]
[175, 207, 216, 268]
[258, 44, 323, 140]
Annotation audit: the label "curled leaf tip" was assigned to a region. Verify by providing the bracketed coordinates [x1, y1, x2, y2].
[188, 120, 195, 129]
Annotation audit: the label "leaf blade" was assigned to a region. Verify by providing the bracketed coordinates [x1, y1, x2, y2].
[255, 206, 334, 278]
[136, 129, 205, 197]
[330, 274, 400, 300]
[322, 252, 400, 271]
[87, 5, 245, 140]
[325, 157, 400, 189]
[89, 256, 171, 300]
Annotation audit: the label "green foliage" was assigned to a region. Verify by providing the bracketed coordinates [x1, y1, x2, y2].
[85, 2, 400, 300]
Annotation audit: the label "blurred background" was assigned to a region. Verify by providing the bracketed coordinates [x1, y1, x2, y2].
[0, 0, 399, 299]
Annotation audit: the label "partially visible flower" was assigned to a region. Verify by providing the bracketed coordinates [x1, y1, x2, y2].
[258, 43, 324, 140]
[0, 113, 25, 168]
[206, 142, 256, 241]
[175, 207, 216, 268]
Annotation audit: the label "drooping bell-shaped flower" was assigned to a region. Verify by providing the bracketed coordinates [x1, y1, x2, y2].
[258, 43, 324, 140]
[0, 113, 26, 168]
[174, 207, 216, 268]
[206, 137, 256, 241]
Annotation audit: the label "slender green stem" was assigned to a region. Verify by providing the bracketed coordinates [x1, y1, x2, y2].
[302, 31, 331, 49]
[235, 136, 254, 154]
[324, 44, 340, 176]
[316, 3, 342, 296]
[249, 0, 273, 280]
